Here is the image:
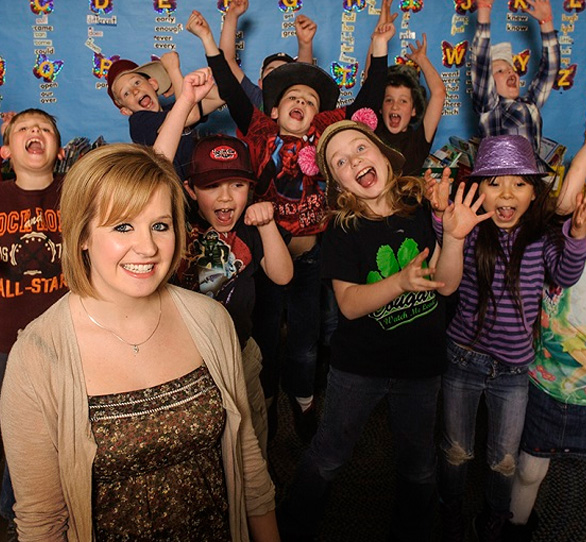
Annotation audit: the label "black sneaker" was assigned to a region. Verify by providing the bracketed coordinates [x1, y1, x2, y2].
[473, 507, 512, 542]
[502, 510, 538, 542]
[440, 499, 464, 542]
[288, 396, 318, 443]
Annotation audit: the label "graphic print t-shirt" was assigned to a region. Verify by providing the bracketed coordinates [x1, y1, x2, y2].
[322, 206, 446, 378]
[530, 273, 586, 406]
[176, 216, 266, 347]
[0, 178, 67, 353]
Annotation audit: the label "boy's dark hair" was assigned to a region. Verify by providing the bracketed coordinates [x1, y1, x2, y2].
[385, 65, 427, 125]
[3, 108, 61, 148]
[472, 175, 560, 340]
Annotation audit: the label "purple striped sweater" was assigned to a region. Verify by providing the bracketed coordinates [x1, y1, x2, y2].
[441, 220, 586, 366]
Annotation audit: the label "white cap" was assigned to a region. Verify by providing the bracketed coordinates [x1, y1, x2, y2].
[491, 42, 514, 65]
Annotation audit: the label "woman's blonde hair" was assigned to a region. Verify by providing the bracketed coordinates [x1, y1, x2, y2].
[60, 143, 186, 298]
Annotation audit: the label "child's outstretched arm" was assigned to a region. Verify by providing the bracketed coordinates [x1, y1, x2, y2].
[433, 182, 494, 295]
[295, 14, 317, 64]
[345, 17, 396, 118]
[333, 248, 443, 321]
[470, 0, 499, 114]
[153, 67, 215, 161]
[406, 33, 446, 143]
[363, 0, 396, 78]
[558, 139, 586, 215]
[187, 10, 221, 58]
[218, 0, 248, 83]
[523, 0, 560, 109]
[244, 202, 293, 285]
[160, 51, 183, 99]
[188, 9, 254, 135]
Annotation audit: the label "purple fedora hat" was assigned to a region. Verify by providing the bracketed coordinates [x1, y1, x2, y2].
[468, 135, 547, 178]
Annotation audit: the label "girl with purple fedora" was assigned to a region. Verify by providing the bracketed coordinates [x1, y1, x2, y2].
[428, 134, 586, 542]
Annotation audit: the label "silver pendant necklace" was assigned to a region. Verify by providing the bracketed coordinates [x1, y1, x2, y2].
[79, 291, 162, 354]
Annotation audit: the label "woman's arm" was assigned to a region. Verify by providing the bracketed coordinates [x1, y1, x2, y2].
[0, 342, 69, 541]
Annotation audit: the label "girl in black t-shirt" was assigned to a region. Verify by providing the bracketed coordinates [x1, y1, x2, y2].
[279, 114, 490, 541]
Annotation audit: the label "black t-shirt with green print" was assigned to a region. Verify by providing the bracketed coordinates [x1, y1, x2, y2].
[322, 206, 446, 378]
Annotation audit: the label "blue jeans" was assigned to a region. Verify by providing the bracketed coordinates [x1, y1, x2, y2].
[253, 244, 321, 399]
[280, 367, 440, 541]
[439, 339, 529, 512]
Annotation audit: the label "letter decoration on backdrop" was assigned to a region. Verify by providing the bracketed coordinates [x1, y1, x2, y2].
[0, 0, 585, 165]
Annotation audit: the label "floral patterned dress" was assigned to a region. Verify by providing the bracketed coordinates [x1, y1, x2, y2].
[89, 364, 230, 541]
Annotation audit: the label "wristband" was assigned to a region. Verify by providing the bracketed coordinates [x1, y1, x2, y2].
[539, 15, 553, 25]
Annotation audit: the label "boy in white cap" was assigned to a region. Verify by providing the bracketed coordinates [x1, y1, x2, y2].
[471, 0, 559, 154]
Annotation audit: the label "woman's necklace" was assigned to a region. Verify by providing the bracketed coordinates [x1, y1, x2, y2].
[79, 291, 162, 354]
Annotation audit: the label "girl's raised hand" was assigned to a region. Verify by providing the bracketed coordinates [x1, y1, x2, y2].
[570, 191, 586, 239]
[397, 248, 446, 293]
[442, 182, 494, 240]
[424, 167, 452, 217]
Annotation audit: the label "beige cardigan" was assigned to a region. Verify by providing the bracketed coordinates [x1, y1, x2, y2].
[0, 285, 275, 541]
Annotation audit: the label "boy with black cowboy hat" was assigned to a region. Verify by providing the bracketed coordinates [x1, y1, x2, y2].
[219, 0, 317, 110]
[106, 52, 224, 182]
[187, 8, 396, 442]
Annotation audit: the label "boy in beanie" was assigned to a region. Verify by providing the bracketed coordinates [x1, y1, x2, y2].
[471, 0, 559, 154]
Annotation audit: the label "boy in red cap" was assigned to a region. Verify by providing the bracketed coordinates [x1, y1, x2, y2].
[155, 68, 293, 456]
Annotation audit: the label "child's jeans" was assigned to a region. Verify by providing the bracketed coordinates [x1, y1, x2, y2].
[253, 244, 321, 400]
[439, 339, 529, 513]
[280, 367, 440, 542]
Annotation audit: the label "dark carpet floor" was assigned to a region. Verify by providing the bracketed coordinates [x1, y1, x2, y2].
[268, 384, 586, 542]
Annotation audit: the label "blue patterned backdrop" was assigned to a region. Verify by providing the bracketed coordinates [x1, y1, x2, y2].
[0, 0, 584, 164]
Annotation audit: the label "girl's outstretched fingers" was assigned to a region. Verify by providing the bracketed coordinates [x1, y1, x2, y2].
[398, 248, 445, 292]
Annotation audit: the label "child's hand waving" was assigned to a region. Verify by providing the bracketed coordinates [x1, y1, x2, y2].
[443, 182, 494, 241]
[570, 191, 586, 239]
[424, 167, 452, 217]
[397, 248, 445, 293]
[406, 33, 429, 67]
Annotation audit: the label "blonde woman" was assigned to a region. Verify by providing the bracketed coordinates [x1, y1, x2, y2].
[0, 143, 279, 542]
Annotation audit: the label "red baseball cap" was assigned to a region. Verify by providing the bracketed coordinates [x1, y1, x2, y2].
[106, 59, 172, 107]
[189, 135, 257, 189]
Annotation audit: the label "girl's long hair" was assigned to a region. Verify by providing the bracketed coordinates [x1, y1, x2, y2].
[473, 175, 561, 338]
[330, 163, 425, 231]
